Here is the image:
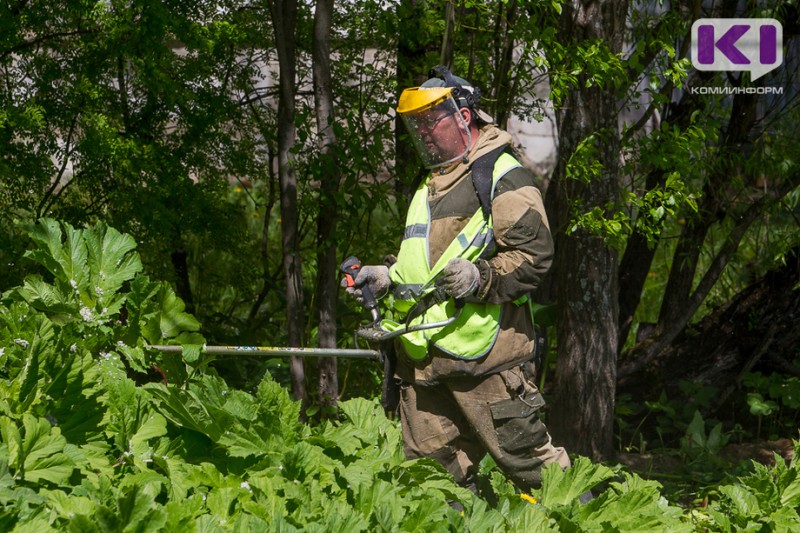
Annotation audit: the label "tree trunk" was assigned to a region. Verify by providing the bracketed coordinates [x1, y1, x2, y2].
[490, 0, 517, 129]
[617, 74, 699, 348]
[270, 0, 306, 403]
[312, 0, 339, 414]
[623, 92, 776, 374]
[170, 247, 194, 315]
[395, 0, 434, 206]
[547, 0, 629, 461]
[439, 0, 456, 69]
[620, 186, 795, 380]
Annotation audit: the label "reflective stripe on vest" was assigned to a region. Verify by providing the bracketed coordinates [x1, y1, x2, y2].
[386, 152, 521, 360]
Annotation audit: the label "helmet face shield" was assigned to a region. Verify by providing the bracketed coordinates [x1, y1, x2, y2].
[397, 89, 472, 168]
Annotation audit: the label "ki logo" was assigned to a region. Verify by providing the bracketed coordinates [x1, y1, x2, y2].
[691, 19, 783, 81]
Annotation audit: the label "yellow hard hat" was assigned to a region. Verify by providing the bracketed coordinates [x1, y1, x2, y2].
[396, 86, 453, 115]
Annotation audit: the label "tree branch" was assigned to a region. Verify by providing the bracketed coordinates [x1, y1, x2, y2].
[1, 30, 96, 59]
[36, 113, 79, 218]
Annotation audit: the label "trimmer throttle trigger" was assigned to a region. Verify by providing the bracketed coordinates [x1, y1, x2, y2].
[340, 256, 362, 288]
[339, 256, 380, 322]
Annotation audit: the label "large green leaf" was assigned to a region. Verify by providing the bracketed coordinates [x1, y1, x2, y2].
[767, 505, 800, 532]
[15, 276, 77, 319]
[570, 488, 688, 532]
[83, 222, 142, 299]
[144, 384, 223, 440]
[129, 412, 168, 456]
[43, 488, 96, 522]
[140, 284, 203, 346]
[217, 427, 270, 458]
[309, 423, 365, 458]
[93, 481, 167, 533]
[781, 473, 800, 507]
[352, 478, 401, 522]
[540, 455, 615, 507]
[0, 415, 75, 486]
[282, 441, 337, 486]
[462, 498, 508, 533]
[506, 501, 558, 533]
[20, 415, 74, 485]
[0, 418, 21, 470]
[162, 495, 206, 532]
[719, 485, 762, 519]
[122, 274, 162, 344]
[400, 496, 451, 532]
[46, 352, 105, 445]
[320, 498, 370, 533]
[24, 219, 69, 281]
[154, 286, 201, 340]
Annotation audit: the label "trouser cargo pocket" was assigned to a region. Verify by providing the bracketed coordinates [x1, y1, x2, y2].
[489, 392, 549, 454]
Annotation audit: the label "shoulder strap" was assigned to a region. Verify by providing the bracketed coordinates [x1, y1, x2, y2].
[471, 145, 509, 220]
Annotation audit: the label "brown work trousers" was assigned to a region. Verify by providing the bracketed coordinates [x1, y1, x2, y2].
[399, 365, 570, 491]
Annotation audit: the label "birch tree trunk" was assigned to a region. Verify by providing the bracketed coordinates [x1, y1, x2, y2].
[270, 0, 306, 403]
[312, 0, 339, 413]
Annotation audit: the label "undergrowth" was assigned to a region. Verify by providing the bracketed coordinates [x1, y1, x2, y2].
[0, 219, 798, 531]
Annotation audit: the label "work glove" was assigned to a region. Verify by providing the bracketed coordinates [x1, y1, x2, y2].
[441, 258, 480, 299]
[341, 265, 391, 305]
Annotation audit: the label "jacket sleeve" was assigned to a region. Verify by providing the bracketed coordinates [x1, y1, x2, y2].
[474, 166, 554, 304]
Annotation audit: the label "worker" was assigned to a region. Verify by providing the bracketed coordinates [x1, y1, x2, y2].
[346, 66, 570, 493]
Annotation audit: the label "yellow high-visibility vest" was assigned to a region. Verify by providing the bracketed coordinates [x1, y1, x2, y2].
[385, 152, 521, 360]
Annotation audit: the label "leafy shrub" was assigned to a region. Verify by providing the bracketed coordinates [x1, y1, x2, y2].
[2, 218, 792, 531]
[743, 372, 800, 440]
[693, 450, 800, 531]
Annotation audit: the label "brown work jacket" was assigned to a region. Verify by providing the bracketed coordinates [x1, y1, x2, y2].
[397, 124, 554, 384]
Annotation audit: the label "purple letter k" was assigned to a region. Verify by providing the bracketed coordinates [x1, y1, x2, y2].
[697, 24, 751, 65]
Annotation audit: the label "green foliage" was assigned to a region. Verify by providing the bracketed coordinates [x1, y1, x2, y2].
[693, 446, 800, 531]
[0, 220, 760, 531]
[616, 379, 732, 466]
[547, 36, 627, 108]
[742, 372, 800, 440]
[680, 411, 728, 464]
[3, 0, 800, 527]
[2, 219, 799, 531]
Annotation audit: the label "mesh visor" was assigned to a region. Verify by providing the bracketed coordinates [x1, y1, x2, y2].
[400, 96, 471, 168]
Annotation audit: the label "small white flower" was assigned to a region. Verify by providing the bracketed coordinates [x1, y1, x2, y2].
[0, 347, 5, 357]
[14, 338, 29, 348]
[116, 341, 126, 347]
[70, 343, 77, 352]
[95, 286, 104, 295]
[240, 481, 251, 491]
[100, 352, 112, 360]
[70, 279, 78, 289]
[80, 307, 93, 322]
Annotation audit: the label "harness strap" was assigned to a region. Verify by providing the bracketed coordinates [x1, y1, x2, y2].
[471, 145, 509, 220]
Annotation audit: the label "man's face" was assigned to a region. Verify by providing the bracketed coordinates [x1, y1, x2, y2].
[403, 103, 472, 168]
[420, 109, 469, 155]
